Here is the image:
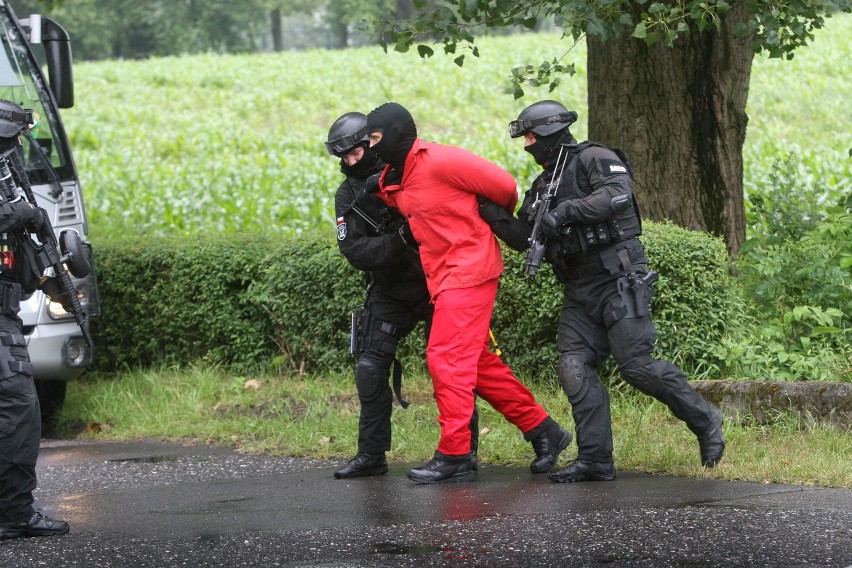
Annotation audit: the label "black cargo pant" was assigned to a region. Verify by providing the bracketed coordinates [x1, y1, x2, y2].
[0, 281, 39, 524]
[555, 258, 717, 463]
[355, 280, 479, 455]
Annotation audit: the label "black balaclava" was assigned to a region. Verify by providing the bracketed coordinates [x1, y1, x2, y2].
[340, 143, 383, 181]
[366, 102, 417, 169]
[525, 129, 575, 168]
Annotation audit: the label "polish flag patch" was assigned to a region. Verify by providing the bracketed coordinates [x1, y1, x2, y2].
[336, 216, 347, 240]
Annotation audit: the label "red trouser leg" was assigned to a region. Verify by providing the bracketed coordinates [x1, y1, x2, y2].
[474, 345, 548, 433]
[428, 279, 548, 456]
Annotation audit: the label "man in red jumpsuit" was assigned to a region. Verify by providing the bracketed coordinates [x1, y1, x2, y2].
[365, 102, 571, 484]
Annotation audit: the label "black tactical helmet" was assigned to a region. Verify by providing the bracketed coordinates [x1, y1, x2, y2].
[0, 99, 32, 139]
[509, 100, 578, 139]
[325, 112, 369, 157]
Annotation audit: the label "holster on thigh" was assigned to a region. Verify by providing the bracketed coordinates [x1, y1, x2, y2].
[0, 333, 31, 380]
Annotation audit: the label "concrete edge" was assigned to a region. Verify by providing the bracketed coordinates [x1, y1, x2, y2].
[691, 380, 852, 429]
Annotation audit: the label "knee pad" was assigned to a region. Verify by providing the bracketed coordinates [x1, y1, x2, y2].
[558, 354, 589, 402]
[355, 356, 390, 403]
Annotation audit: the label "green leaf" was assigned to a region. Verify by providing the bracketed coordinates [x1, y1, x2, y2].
[454, 54, 465, 67]
[665, 30, 678, 47]
[810, 326, 841, 335]
[791, 305, 809, 320]
[632, 22, 647, 38]
[417, 44, 435, 58]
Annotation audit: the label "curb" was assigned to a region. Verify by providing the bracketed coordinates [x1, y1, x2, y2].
[692, 380, 852, 429]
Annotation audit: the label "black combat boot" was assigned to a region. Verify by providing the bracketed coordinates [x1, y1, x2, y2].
[698, 407, 725, 467]
[407, 451, 475, 484]
[333, 452, 388, 479]
[0, 512, 70, 540]
[526, 417, 572, 473]
[549, 460, 616, 483]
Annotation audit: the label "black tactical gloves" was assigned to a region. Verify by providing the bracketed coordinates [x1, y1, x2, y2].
[10, 200, 51, 239]
[31, 206, 53, 242]
[476, 195, 505, 224]
[476, 195, 531, 252]
[541, 201, 572, 240]
[365, 172, 381, 193]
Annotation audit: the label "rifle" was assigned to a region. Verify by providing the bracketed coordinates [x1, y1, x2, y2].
[0, 149, 92, 348]
[524, 144, 570, 276]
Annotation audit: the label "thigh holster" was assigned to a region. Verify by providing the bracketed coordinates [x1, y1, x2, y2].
[1, 333, 31, 379]
[350, 306, 410, 408]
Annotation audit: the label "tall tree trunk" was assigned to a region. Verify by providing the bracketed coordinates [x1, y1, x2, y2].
[331, 18, 349, 49]
[587, 1, 755, 255]
[271, 8, 282, 52]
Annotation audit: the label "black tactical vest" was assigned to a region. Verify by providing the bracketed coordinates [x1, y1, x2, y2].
[539, 142, 643, 266]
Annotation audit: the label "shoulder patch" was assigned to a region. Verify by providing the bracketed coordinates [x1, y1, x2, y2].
[336, 216, 347, 240]
[598, 158, 629, 177]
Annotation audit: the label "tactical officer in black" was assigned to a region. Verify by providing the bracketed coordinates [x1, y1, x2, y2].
[0, 100, 69, 539]
[326, 112, 478, 478]
[479, 100, 725, 482]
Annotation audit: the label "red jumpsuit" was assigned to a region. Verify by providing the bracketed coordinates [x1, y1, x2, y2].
[377, 139, 549, 456]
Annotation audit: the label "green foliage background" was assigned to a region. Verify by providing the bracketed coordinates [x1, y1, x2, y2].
[70, 16, 850, 381]
[61, 17, 851, 240]
[90, 222, 739, 382]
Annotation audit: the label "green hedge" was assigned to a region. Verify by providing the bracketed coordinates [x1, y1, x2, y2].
[89, 221, 738, 380]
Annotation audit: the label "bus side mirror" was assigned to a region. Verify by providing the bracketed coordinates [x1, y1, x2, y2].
[41, 16, 74, 108]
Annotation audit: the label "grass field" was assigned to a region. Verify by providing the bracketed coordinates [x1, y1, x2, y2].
[60, 14, 852, 240]
[62, 365, 852, 488]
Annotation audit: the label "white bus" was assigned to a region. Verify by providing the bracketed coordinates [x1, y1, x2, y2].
[0, 1, 100, 424]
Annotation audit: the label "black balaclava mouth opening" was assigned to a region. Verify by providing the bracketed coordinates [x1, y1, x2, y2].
[525, 129, 573, 167]
[367, 102, 417, 169]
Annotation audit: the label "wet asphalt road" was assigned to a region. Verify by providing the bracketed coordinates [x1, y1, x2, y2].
[0, 439, 850, 567]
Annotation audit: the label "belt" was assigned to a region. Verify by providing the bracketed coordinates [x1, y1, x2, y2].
[563, 240, 645, 280]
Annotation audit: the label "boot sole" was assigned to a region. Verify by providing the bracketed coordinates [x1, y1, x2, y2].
[549, 471, 616, 483]
[25, 527, 70, 537]
[334, 465, 389, 479]
[407, 470, 476, 484]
